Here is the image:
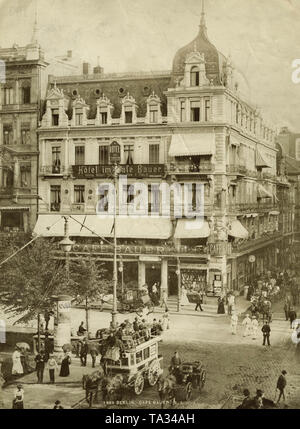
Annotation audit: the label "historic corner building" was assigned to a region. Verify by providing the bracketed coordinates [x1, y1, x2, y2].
[0, 21, 80, 237]
[34, 10, 289, 299]
[0, 30, 48, 234]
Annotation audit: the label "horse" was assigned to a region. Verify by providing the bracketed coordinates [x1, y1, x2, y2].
[82, 366, 105, 408]
[157, 374, 177, 408]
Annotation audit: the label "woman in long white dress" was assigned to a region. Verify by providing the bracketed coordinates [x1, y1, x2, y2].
[180, 286, 189, 306]
[12, 347, 24, 375]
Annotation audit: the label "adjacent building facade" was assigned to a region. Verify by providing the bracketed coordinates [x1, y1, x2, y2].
[34, 11, 288, 301]
[0, 34, 48, 234]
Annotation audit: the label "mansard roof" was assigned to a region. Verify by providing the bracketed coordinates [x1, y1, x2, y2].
[47, 72, 170, 119]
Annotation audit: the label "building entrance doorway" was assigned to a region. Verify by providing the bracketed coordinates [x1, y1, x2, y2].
[145, 264, 161, 292]
[168, 268, 178, 297]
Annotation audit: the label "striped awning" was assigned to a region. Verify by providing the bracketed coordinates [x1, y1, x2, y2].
[257, 185, 273, 199]
[174, 219, 210, 239]
[34, 214, 173, 240]
[228, 220, 249, 239]
[169, 134, 215, 157]
[256, 150, 271, 168]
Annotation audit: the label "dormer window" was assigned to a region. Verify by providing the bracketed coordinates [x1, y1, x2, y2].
[190, 101, 200, 122]
[121, 93, 137, 125]
[96, 94, 113, 126]
[146, 92, 162, 124]
[75, 109, 83, 126]
[52, 109, 59, 126]
[100, 110, 108, 124]
[190, 66, 200, 86]
[149, 105, 158, 123]
[125, 108, 133, 124]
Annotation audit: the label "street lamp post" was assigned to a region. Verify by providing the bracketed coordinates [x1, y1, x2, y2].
[176, 257, 181, 313]
[59, 216, 74, 280]
[111, 163, 119, 328]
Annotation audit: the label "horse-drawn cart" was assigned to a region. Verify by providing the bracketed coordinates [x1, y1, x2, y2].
[119, 286, 154, 314]
[82, 335, 163, 406]
[162, 361, 206, 403]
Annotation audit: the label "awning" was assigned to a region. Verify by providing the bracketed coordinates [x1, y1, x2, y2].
[256, 150, 271, 168]
[229, 135, 240, 146]
[115, 217, 172, 240]
[269, 211, 280, 216]
[228, 220, 249, 239]
[174, 218, 210, 239]
[34, 215, 172, 240]
[257, 184, 273, 199]
[169, 134, 215, 157]
[33, 215, 114, 237]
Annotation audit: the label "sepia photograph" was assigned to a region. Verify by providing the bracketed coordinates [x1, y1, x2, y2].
[0, 0, 300, 415]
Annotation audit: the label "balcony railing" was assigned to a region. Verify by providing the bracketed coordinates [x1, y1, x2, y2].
[228, 201, 279, 212]
[167, 162, 215, 174]
[227, 164, 247, 175]
[50, 202, 61, 212]
[39, 166, 72, 176]
[71, 203, 85, 213]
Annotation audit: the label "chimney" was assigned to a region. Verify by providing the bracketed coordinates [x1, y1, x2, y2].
[82, 62, 91, 75]
[93, 66, 104, 75]
[67, 50, 72, 58]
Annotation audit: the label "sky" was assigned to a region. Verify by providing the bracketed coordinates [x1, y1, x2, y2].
[0, 0, 300, 131]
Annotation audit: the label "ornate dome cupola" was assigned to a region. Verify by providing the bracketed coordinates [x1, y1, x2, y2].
[171, 0, 226, 87]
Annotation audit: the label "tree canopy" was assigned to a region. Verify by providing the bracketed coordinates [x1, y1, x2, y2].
[0, 238, 69, 323]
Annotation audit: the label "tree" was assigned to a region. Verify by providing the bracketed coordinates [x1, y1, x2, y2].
[69, 256, 111, 335]
[0, 238, 69, 324]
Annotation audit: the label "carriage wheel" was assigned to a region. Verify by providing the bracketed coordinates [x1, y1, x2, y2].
[134, 373, 145, 395]
[199, 370, 206, 391]
[185, 382, 193, 401]
[148, 359, 161, 386]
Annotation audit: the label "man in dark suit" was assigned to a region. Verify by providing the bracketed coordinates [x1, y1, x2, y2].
[261, 322, 271, 346]
[195, 291, 204, 312]
[80, 339, 89, 367]
[276, 370, 287, 403]
[35, 350, 46, 384]
[288, 307, 297, 329]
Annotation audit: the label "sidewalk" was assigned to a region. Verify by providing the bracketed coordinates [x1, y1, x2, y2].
[154, 295, 251, 318]
[0, 356, 94, 409]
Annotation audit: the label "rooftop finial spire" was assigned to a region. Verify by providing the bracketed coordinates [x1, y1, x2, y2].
[31, 0, 39, 45]
[199, 0, 208, 37]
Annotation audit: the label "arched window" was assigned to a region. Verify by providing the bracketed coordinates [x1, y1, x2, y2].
[190, 66, 200, 87]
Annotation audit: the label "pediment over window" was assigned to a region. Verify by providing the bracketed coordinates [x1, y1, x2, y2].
[146, 91, 161, 105]
[121, 92, 137, 107]
[46, 83, 65, 101]
[72, 94, 89, 109]
[185, 50, 206, 66]
[96, 94, 114, 111]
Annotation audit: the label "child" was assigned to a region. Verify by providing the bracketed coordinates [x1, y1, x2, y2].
[162, 309, 170, 330]
[47, 354, 58, 383]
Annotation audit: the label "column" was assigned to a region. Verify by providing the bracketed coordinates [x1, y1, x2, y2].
[138, 261, 146, 290]
[52, 295, 72, 354]
[160, 259, 168, 296]
[64, 138, 69, 174]
[13, 158, 20, 188]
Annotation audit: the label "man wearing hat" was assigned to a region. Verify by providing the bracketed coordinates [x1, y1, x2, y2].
[261, 321, 271, 346]
[276, 370, 287, 403]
